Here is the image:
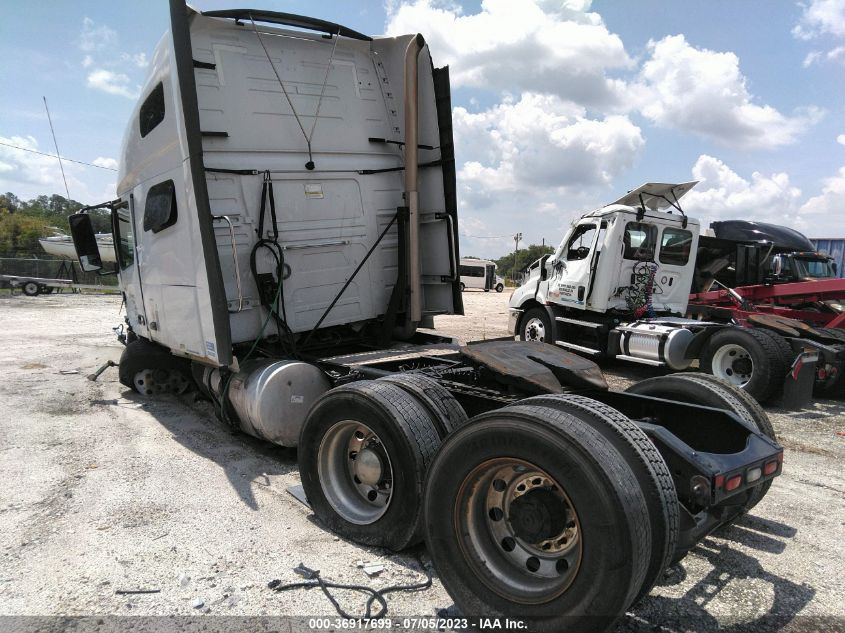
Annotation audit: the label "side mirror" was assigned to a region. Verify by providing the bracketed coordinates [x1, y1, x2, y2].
[68, 213, 103, 272]
[540, 254, 551, 281]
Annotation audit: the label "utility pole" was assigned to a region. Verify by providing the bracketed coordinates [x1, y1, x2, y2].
[512, 232, 522, 284]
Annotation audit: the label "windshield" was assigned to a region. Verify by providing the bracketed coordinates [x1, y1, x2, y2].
[794, 257, 835, 278]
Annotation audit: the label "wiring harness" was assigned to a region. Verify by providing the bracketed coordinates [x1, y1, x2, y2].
[625, 261, 660, 318]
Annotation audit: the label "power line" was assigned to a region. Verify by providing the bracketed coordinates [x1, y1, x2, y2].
[462, 233, 511, 239]
[0, 140, 118, 171]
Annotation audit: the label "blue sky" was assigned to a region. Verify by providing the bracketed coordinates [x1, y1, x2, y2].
[1, 0, 844, 258]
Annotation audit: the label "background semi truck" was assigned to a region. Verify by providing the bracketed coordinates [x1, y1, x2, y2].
[68, 3, 784, 631]
[508, 182, 829, 406]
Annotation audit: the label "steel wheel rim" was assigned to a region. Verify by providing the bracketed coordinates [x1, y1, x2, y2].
[455, 458, 582, 604]
[133, 369, 190, 395]
[318, 421, 394, 525]
[524, 318, 546, 342]
[711, 343, 753, 386]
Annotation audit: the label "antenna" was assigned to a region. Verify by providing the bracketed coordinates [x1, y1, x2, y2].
[43, 96, 71, 200]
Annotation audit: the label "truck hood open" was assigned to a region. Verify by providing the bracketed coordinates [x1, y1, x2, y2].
[608, 181, 698, 211]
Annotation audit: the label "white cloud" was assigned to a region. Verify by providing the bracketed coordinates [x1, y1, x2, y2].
[0, 135, 110, 203]
[634, 35, 821, 149]
[802, 44, 845, 65]
[793, 0, 845, 39]
[92, 157, 118, 170]
[121, 52, 148, 68]
[837, 133, 845, 145]
[682, 155, 802, 229]
[453, 93, 643, 204]
[798, 166, 845, 233]
[385, 0, 632, 108]
[86, 69, 139, 99]
[81, 55, 94, 69]
[78, 17, 118, 53]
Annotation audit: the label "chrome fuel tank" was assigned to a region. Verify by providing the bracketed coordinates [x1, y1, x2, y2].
[226, 359, 331, 446]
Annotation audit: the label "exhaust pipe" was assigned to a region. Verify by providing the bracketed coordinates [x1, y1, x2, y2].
[404, 34, 425, 323]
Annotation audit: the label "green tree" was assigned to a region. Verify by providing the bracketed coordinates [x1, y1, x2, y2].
[0, 192, 105, 257]
[494, 244, 555, 282]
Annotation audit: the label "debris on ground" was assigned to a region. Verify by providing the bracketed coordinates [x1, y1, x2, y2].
[355, 561, 384, 577]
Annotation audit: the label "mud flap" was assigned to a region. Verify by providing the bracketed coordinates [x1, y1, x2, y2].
[776, 349, 819, 409]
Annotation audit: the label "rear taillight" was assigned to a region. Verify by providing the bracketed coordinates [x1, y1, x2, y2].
[746, 467, 762, 483]
[725, 475, 742, 491]
[763, 460, 779, 476]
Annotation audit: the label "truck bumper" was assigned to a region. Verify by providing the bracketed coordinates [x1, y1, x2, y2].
[507, 308, 522, 336]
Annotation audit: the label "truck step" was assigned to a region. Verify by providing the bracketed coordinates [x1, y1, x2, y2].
[555, 316, 604, 329]
[555, 341, 601, 355]
[615, 354, 666, 367]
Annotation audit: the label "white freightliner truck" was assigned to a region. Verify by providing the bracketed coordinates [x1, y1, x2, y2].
[508, 183, 819, 406]
[68, 3, 785, 630]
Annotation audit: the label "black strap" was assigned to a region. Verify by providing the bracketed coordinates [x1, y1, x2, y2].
[257, 171, 279, 240]
[300, 211, 399, 349]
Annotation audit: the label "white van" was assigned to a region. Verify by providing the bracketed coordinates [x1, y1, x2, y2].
[459, 258, 504, 292]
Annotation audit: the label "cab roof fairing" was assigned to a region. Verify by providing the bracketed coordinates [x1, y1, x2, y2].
[116, 31, 174, 194]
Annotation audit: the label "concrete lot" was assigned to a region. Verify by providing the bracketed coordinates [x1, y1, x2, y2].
[0, 291, 843, 631]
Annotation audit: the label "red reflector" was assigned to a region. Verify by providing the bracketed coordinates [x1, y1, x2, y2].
[764, 460, 778, 475]
[725, 475, 742, 491]
[714, 474, 725, 488]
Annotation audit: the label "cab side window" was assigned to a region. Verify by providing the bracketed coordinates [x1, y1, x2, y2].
[114, 205, 135, 269]
[139, 83, 165, 138]
[659, 228, 693, 266]
[565, 224, 597, 261]
[623, 222, 657, 261]
[143, 180, 178, 233]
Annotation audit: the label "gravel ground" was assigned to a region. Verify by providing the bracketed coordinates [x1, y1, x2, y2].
[0, 291, 843, 631]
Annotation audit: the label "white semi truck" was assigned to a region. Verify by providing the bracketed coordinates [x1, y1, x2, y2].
[508, 183, 820, 406]
[68, 4, 785, 631]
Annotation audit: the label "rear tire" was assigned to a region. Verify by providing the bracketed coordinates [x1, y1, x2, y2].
[496, 283, 504, 293]
[376, 374, 468, 439]
[298, 380, 441, 550]
[424, 404, 651, 631]
[519, 307, 553, 344]
[460, 282, 465, 292]
[521, 394, 678, 605]
[701, 327, 787, 402]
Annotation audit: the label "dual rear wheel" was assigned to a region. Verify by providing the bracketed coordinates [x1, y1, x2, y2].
[299, 373, 774, 631]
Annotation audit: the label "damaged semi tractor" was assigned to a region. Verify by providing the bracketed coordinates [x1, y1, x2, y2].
[69, 3, 784, 631]
[508, 183, 820, 407]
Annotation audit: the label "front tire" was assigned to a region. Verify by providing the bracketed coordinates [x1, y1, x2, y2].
[519, 307, 553, 344]
[496, 283, 504, 293]
[118, 338, 192, 395]
[701, 327, 787, 402]
[424, 404, 651, 632]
